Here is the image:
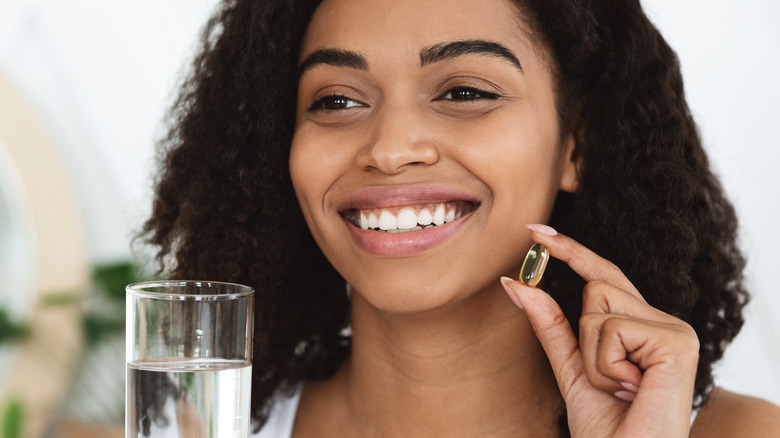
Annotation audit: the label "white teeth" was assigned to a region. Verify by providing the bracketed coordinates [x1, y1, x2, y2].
[417, 209, 433, 226]
[368, 213, 380, 229]
[397, 208, 418, 229]
[433, 205, 445, 226]
[353, 202, 472, 232]
[445, 208, 455, 223]
[378, 210, 397, 230]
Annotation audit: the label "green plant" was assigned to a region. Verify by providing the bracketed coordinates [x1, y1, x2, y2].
[1, 398, 23, 438]
[0, 309, 27, 346]
[81, 261, 148, 346]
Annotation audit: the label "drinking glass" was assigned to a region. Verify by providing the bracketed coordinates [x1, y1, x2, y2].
[126, 281, 254, 438]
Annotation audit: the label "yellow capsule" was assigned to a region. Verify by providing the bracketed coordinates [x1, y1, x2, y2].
[519, 243, 549, 287]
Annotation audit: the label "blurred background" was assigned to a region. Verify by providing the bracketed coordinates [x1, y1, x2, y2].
[0, 0, 778, 436]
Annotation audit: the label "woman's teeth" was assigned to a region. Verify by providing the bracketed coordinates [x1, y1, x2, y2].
[349, 202, 472, 233]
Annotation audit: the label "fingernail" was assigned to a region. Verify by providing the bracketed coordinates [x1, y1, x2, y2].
[620, 381, 639, 393]
[526, 223, 558, 236]
[500, 276, 524, 310]
[614, 390, 636, 403]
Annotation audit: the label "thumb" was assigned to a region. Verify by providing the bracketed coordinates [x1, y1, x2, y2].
[501, 277, 584, 398]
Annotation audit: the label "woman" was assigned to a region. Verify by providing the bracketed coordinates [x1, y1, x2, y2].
[141, 0, 780, 436]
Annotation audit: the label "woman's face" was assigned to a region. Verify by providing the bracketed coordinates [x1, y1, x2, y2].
[290, 0, 578, 313]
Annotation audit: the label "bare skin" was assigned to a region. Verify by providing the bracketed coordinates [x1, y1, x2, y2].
[288, 0, 780, 436]
[294, 291, 562, 437]
[691, 388, 780, 437]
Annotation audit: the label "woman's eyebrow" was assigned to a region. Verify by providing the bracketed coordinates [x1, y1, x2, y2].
[420, 40, 523, 72]
[297, 40, 522, 77]
[298, 48, 369, 77]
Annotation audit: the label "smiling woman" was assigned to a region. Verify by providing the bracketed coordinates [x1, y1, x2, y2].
[140, 0, 780, 437]
[290, 0, 576, 318]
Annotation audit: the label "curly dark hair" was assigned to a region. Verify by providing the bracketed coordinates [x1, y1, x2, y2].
[140, 0, 749, 435]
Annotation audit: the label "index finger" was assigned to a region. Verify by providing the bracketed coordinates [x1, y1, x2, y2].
[526, 224, 644, 301]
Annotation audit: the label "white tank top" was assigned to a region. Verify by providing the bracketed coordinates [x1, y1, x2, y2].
[251, 385, 303, 438]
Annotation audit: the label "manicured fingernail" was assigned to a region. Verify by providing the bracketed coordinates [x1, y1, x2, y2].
[500, 276, 524, 310]
[614, 390, 636, 402]
[526, 223, 558, 236]
[620, 381, 639, 393]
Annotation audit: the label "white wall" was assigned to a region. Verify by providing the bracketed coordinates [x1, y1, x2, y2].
[0, 0, 777, 404]
[642, 0, 780, 404]
[0, 0, 219, 262]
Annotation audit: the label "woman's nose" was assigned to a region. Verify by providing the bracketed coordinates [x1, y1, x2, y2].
[356, 104, 440, 175]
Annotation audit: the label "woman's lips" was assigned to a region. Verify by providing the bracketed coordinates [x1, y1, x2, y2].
[343, 211, 475, 257]
[338, 185, 480, 257]
[339, 185, 480, 210]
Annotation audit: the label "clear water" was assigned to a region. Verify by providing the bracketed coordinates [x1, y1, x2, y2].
[127, 358, 252, 438]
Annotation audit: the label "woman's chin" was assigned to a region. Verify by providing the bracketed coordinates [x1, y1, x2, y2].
[348, 277, 495, 318]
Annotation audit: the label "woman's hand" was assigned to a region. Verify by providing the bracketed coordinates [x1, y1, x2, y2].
[501, 224, 699, 438]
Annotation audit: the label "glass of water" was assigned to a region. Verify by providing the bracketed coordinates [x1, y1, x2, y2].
[126, 281, 254, 438]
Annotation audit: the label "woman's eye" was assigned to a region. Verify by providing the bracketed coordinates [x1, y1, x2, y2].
[308, 95, 364, 111]
[439, 87, 500, 101]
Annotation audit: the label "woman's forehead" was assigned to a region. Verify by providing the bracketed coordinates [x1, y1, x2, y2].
[299, 0, 537, 65]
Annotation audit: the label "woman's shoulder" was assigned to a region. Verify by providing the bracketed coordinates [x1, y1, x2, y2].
[691, 387, 780, 437]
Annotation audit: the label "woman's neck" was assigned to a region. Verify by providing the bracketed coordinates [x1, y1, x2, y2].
[295, 284, 563, 437]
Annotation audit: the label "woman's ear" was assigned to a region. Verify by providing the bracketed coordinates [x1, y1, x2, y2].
[558, 131, 580, 193]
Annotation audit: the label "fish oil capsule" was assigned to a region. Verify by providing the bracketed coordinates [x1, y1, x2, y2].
[519, 243, 549, 287]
